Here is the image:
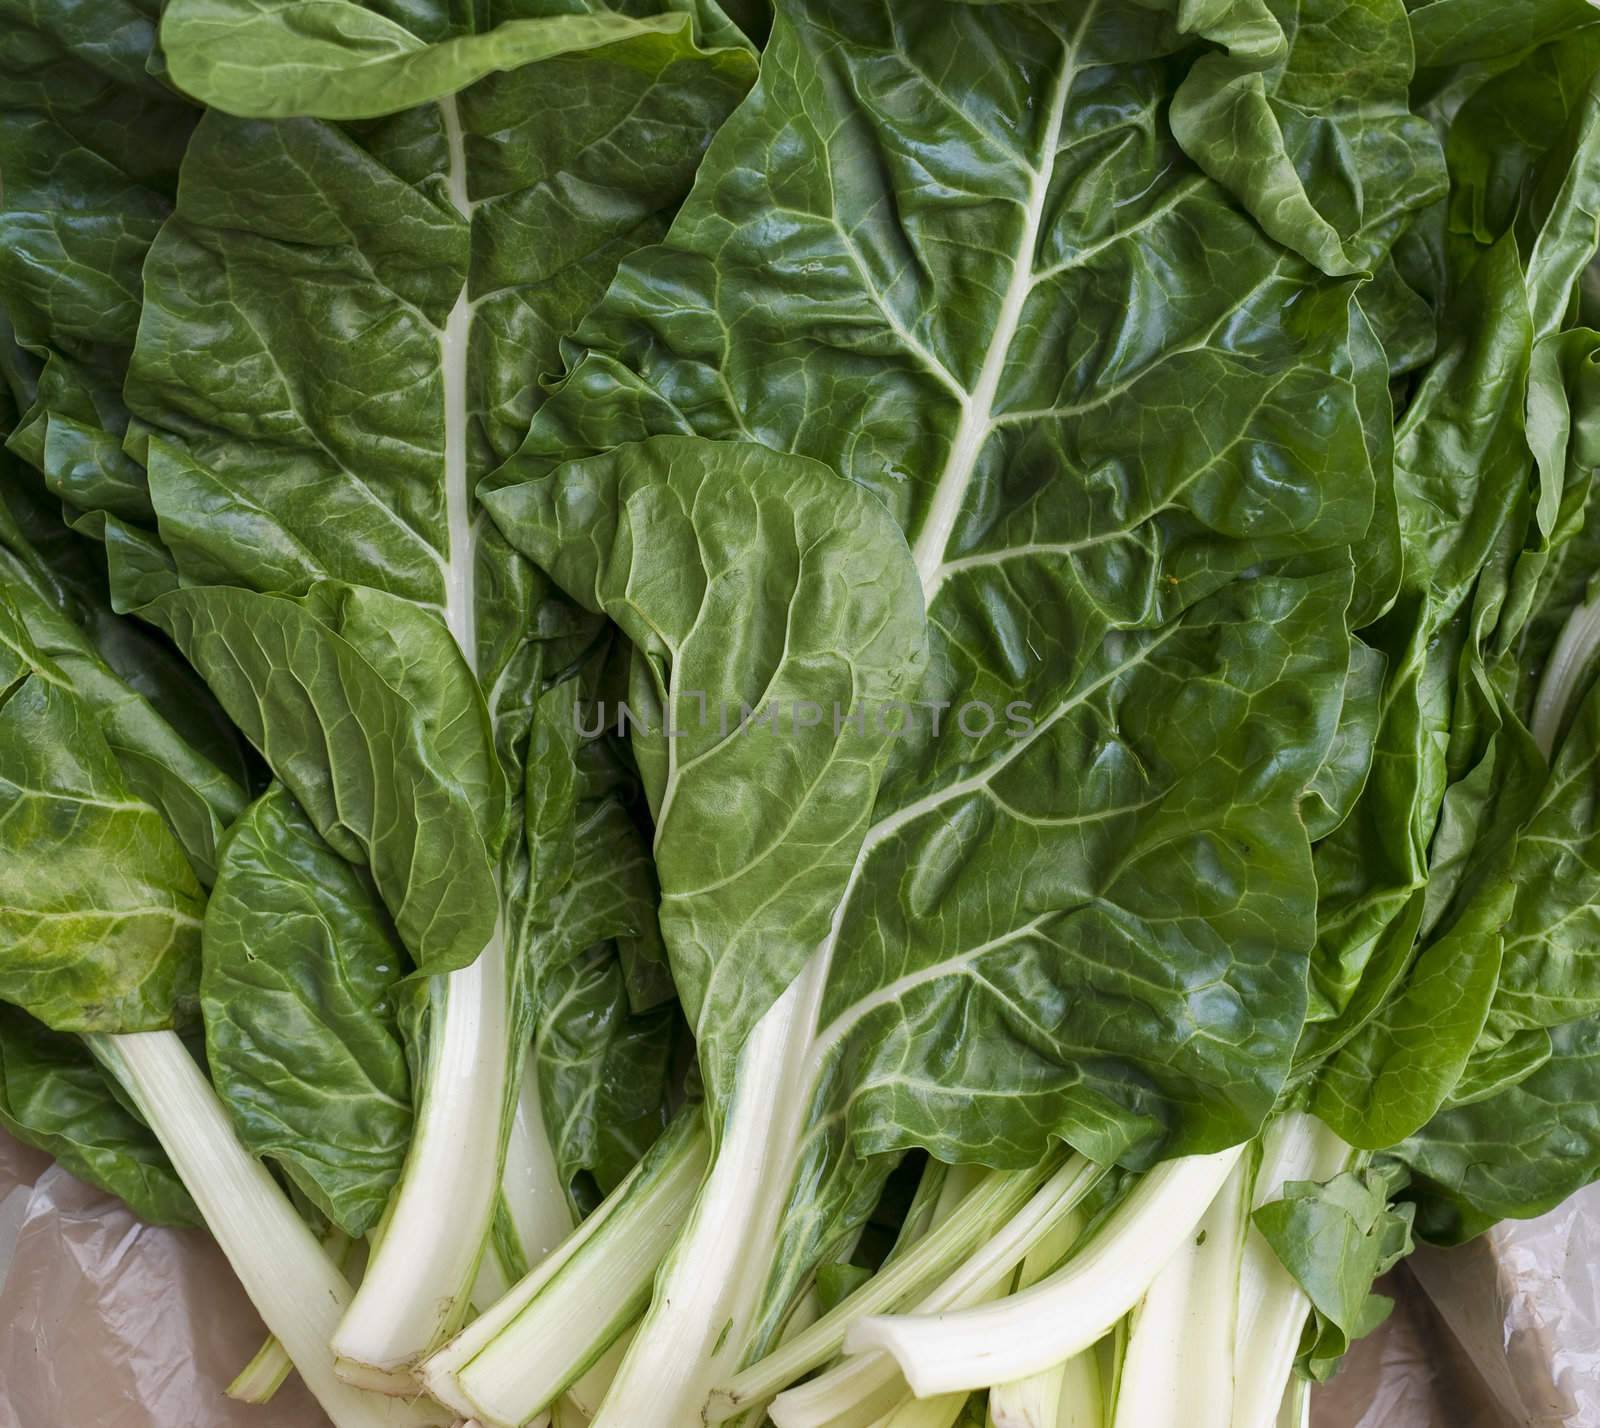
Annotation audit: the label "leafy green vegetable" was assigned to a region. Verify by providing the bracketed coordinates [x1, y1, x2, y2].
[0, 383, 429, 1428]
[482, 0, 1405, 1414]
[123, 573, 506, 976]
[160, 3, 729, 121]
[1253, 1161, 1415, 1381]
[203, 784, 414, 1237]
[1408, 0, 1598, 70]
[488, 433, 929, 1102]
[536, 944, 680, 1209]
[0, 591, 205, 1033]
[0, 1002, 198, 1226]
[8, 0, 1600, 1422]
[1168, 0, 1446, 276]
[1402, 1015, 1600, 1241]
[0, 0, 196, 524]
[495, 0, 1380, 1166]
[119, 0, 757, 1375]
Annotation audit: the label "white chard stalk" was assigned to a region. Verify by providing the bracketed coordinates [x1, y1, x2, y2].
[90, 1031, 447, 1428]
[772, 1155, 1103, 1428]
[334, 943, 516, 1386]
[987, 1209, 1093, 1428]
[845, 1148, 1245, 1396]
[499, 1048, 578, 1267]
[1110, 1150, 1254, 1428]
[564, 1329, 634, 1417]
[1277, 1374, 1311, 1428]
[1231, 1116, 1354, 1428]
[420, 1111, 709, 1425]
[589, 964, 826, 1428]
[710, 1160, 1069, 1420]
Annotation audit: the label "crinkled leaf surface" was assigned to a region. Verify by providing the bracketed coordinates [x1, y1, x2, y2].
[160, 1, 715, 121]
[1311, 874, 1507, 1147]
[1167, 0, 1446, 277]
[1303, 240, 1544, 1086]
[487, 0, 1396, 1351]
[121, 574, 503, 974]
[535, 944, 679, 1210]
[203, 785, 414, 1237]
[491, 0, 1379, 1144]
[1407, 0, 1599, 71]
[1303, 45, 1600, 1142]
[0, 0, 196, 524]
[487, 434, 930, 1096]
[0, 482, 248, 884]
[0, 368, 252, 802]
[122, 16, 752, 975]
[1391, 677, 1600, 1233]
[1401, 1014, 1600, 1241]
[518, 666, 678, 1204]
[0, 596, 204, 1033]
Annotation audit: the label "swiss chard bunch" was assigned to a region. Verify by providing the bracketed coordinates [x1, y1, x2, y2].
[6, 2, 1600, 1427]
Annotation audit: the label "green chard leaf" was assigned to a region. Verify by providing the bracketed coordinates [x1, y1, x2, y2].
[0, 1002, 199, 1227]
[1407, 0, 1600, 72]
[105, 15, 753, 1352]
[0, 593, 204, 1034]
[486, 434, 930, 1099]
[116, 7, 756, 982]
[486, 0, 1408, 1359]
[1254, 1160, 1415, 1379]
[120, 572, 506, 976]
[1166, 0, 1447, 277]
[1304, 31, 1600, 1142]
[0, 470, 249, 884]
[1402, 1014, 1600, 1241]
[0, 0, 197, 524]
[202, 785, 414, 1238]
[160, 1, 749, 120]
[535, 944, 681, 1212]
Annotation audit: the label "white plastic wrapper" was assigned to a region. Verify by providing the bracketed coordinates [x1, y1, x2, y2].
[1, 1123, 1594, 1427]
[0, 1128, 329, 1428]
[1310, 1181, 1600, 1428]
[1405, 1188, 1600, 1426]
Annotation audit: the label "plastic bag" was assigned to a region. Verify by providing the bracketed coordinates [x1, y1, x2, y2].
[0, 1128, 328, 1428]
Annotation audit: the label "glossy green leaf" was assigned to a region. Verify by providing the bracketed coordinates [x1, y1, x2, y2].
[144, 13, 754, 482]
[1444, 33, 1600, 249]
[1312, 875, 1507, 1148]
[120, 573, 503, 976]
[1443, 1027, 1552, 1108]
[1401, 1014, 1600, 1241]
[0, 0, 196, 523]
[1302, 235, 1533, 1051]
[1168, 0, 1446, 276]
[121, 18, 754, 984]
[161, 2, 723, 121]
[1304, 52, 1600, 1133]
[487, 434, 929, 1099]
[0, 491, 248, 885]
[535, 944, 679, 1209]
[1254, 1160, 1414, 1379]
[1303, 641, 1385, 842]
[0, 595, 204, 1033]
[1457, 682, 1600, 1058]
[488, 0, 1389, 1362]
[203, 785, 413, 1237]
[0, 1002, 198, 1226]
[492, 0, 1384, 1146]
[1408, 0, 1599, 70]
